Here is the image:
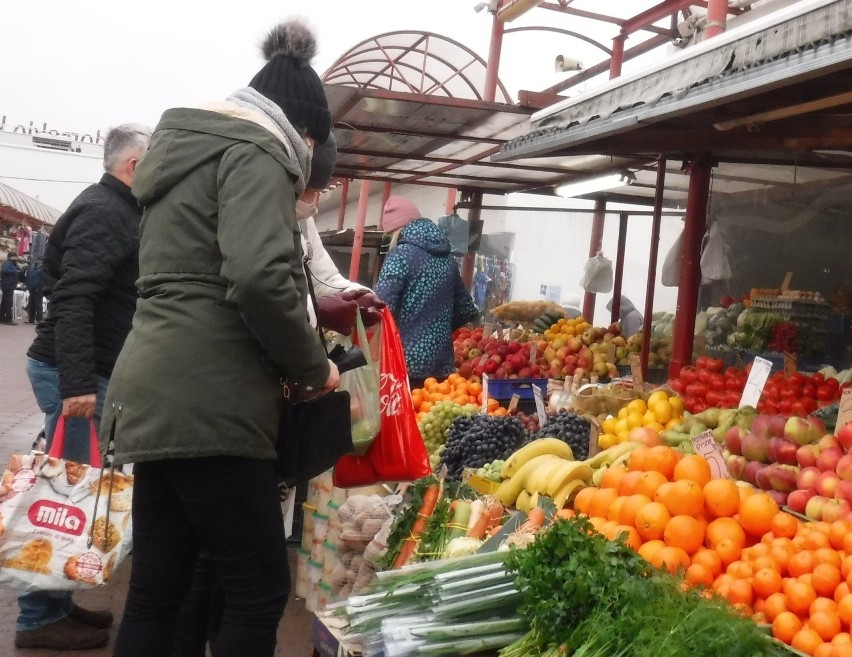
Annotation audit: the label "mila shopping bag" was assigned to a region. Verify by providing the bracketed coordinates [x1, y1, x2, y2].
[0, 417, 133, 591]
[333, 308, 432, 487]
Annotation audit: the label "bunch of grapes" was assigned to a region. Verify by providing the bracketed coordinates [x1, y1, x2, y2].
[418, 401, 480, 463]
[439, 415, 527, 481]
[526, 411, 592, 460]
[516, 411, 541, 435]
[474, 459, 505, 483]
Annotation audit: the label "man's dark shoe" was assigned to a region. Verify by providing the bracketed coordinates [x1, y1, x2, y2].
[68, 604, 114, 629]
[14, 616, 109, 650]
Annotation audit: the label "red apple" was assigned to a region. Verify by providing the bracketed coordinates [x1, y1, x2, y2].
[766, 464, 800, 493]
[797, 444, 820, 469]
[774, 439, 799, 466]
[744, 461, 768, 487]
[817, 471, 841, 498]
[817, 447, 844, 473]
[796, 466, 822, 491]
[818, 434, 842, 451]
[741, 433, 769, 464]
[769, 414, 788, 438]
[836, 454, 852, 481]
[785, 416, 820, 446]
[807, 417, 827, 440]
[787, 488, 816, 514]
[822, 499, 852, 523]
[806, 495, 830, 521]
[755, 466, 773, 491]
[836, 479, 852, 506]
[837, 422, 852, 454]
[517, 367, 533, 379]
[766, 490, 789, 507]
[726, 455, 747, 480]
[751, 415, 773, 440]
[724, 426, 745, 456]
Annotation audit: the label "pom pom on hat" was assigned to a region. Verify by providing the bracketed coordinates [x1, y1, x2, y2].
[249, 19, 331, 143]
[382, 196, 422, 233]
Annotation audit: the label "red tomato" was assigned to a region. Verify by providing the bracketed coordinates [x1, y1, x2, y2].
[778, 399, 793, 414]
[726, 391, 741, 407]
[811, 372, 825, 385]
[816, 385, 833, 401]
[706, 390, 725, 407]
[692, 399, 708, 414]
[801, 398, 818, 414]
[686, 382, 708, 399]
[695, 356, 709, 370]
[764, 400, 779, 415]
[791, 401, 806, 416]
[668, 379, 686, 394]
[726, 377, 742, 392]
[826, 377, 840, 390]
[697, 369, 712, 384]
[801, 383, 816, 398]
[707, 358, 725, 373]
[680, 367, 698, 384]
[709, 374, 726, 391]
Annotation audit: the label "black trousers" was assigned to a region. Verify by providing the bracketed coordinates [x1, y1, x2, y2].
[27, 288, 43, 322]
[0, 287, 14, 321]
[114, 456, 290, 657]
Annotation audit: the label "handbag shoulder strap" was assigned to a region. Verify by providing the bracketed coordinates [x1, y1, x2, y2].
[302, 257, 328, 357]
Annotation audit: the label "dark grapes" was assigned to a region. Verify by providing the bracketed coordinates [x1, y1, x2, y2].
[525, 411, 592, 460]
[439, 415, 527, 481]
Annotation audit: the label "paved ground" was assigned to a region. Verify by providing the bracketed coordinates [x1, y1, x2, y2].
[0, 322, 315, 656]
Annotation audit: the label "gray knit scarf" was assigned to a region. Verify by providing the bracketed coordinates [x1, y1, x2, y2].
[227, 87, 311, 196]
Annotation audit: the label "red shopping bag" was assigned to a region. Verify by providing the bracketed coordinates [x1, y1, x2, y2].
[333, 308, 431, 487]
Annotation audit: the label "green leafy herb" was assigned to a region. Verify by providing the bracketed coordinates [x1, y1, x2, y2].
[380, 476, 435, 569]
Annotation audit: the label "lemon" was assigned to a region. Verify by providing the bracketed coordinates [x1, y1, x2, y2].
[599, 433, 618, 449]
[652, 399, 673, 425]
[616, 429, 630, 443]
[665, 418, 681, 430]
[647, 390, 669, 407]
[627, 399, 648, 415]
[642, 409, 657, 426]
[669, 396, 684, 414]
[618, 407, 629, 421]
[615, 418, 629, 435]
[602, 417, 618, 434]
[645, 421, 666, 434]
[626, 412, 644, 430]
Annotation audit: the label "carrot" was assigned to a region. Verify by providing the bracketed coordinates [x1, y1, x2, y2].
[394, 484, 440, 568]
[519, 506, 546, 533]
[487, 502, 505, 531]
[467, 503, 492, 539]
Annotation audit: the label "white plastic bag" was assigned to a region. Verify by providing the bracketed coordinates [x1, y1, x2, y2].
[579, 251, 613, 294]
[661, 228, 683, 287]
[700, 221, 732, 282]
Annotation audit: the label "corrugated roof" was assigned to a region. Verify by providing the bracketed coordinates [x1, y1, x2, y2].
[0, 181, 62, 226]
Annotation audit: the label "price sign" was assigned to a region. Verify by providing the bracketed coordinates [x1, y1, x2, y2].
[508, 394, 520, 414]
[282, 486, 297, 538]
[691, 430, 731, 480]
[836, 388, 852, 437]
[481, 374, 490, 413]
[629, 353, 644, 389]
[530, 341, 538, 363]
[532, 384, 547, 426]
[739, 356, 773, 409]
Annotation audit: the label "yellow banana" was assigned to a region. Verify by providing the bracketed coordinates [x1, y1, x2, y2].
[516, 490, 531, 513]
[500, 438, 574, 479]
[543, 460, 578, 496]
[525, 456, 565, 495]
[585, 442, 642, 469]
[553, 480, 587, 510]
[544, 462, 595, 497]
[495, 454, 564, 507]
[591, 466, 606, 487]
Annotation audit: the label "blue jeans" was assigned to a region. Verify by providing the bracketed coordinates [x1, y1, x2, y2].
[17, 357, 109, 631]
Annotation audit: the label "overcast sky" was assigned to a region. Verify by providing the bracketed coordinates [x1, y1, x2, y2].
[1, 0, 660, 137]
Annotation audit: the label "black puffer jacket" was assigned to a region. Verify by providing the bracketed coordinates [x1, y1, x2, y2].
[28, 174, 141, 398]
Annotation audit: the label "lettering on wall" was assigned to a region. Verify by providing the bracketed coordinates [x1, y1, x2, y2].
[0, 115, 105, 145]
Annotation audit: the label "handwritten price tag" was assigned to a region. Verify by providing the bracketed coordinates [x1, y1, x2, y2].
[532, 384, 547, 427]
[739, 356, 773, 409]
[691, 430, 731, 480]
[836, 388, 852, 437]
[481, 374, 490, 413]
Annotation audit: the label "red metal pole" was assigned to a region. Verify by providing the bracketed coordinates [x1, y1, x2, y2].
[483, 12, 505, 102]
[705, 0, 728, 39]
[348, 179, 371, 282]
[337, 178, 350, 231]
[610, 34, 626, 79]
[611, 213, 628, 324]
[668, 155, 711, 378]
[582, 198, 607, 323]
[641, 156, 667, 379]
[461, 192, 483, 290]
[445, 188, 457, 215]
[379, 181, 392, 231]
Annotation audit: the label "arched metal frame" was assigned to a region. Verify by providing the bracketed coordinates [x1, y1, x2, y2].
[323, 31, 513, 103]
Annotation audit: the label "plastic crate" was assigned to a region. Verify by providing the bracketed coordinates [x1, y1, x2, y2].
[486, 377, 549, 400]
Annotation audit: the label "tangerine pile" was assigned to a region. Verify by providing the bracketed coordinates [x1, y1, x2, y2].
[574, 445, 852, 656]
[412, 374, 486, 421]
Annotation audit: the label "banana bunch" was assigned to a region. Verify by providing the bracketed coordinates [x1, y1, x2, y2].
[588, 442, 644, 486]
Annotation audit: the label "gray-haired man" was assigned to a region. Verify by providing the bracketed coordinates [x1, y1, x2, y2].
[17, 123, 152, 651]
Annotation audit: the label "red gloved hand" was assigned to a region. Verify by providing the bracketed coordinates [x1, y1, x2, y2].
[316, 294, 359, 334]
[340, 289, 386, 327]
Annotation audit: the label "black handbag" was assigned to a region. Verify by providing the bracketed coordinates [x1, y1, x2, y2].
[276, 259, 355, 486]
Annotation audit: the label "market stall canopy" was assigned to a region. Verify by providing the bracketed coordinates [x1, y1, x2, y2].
[322, 31, 640, 195]
[0, 181, 61, 227]
[493, 0, 852, 199]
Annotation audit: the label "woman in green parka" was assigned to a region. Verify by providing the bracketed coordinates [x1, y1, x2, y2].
[102, 20, 338, 657]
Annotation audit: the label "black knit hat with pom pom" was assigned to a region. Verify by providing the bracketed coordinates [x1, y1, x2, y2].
[249, 19, 331, 142]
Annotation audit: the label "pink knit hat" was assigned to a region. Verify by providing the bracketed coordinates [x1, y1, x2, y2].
[382, 196, 421, 232]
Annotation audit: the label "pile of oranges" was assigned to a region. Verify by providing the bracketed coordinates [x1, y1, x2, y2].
[573, 445, 852, 655]
[412, 374, 489, 422]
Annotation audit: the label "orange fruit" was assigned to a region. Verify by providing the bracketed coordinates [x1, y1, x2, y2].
[816, 549, 843, 569]
[739, 492, 780, 538]
[706, 517, 747, 550]
[644, 446, 679, 479]
[599, 520, 621, 541]
[811, 611, 842, 642]
[613, 524, 642, 551]
[600, 466, 627, 491]
[692, 548, 723, 578]
[685, 563, 713, 588]
[635, 502, 671, 541]
[618, 470, 644, 497]
[715, 537, 743, 566]
[815, 644, 837, 657]
[713, 572, 734, 592]
[790, 551, 818, 578]
[663, 515, 704, 554]
[627, 445, 650, 472]
[573, 487, 596, 515]
[727, 560, 754, 579]
[619, 494, 652, 527]
[663, 480, 704, 517]
[841, 555, 852, 580]
[753, 555, 782, 574]
[607, 496, 627, 522]
[653, 481, 675, 505]
[651, 545, 690, 574]
[838, 594, 852, 628]
[770, 543, 795, 576]
[837, 584, 852, 604]
[673, 454, 712, 487]
[726, 579, 754, 607]
[829, 522, 852, 550]
[834, 633, 852, 645]
[772, 513, 801, 540]
[792, 627, 825, 655]
[808, 532, 832, 551]
[754, 567, 784, 598]
[813, 564, 844, 599]
[773, 611, 804, 644]
[787, 580, 818, 616]
[765, 592, 789, 621]
[587, 488, 619, 519]
[843, 533, 852, 556]
[813, 598, 840, 617]
[835, 643, 852, 657]
[634, 471, 668, 499]
[703, 479, 741, 518]
[738, 485, 757, 504]
[637, 539, 665, 563]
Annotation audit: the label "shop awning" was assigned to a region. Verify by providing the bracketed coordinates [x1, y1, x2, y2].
[0, 181, 61, 227]
[494, 0, 852, 169]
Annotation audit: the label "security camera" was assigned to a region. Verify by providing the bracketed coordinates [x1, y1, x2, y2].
[555, 55, 583, 73]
